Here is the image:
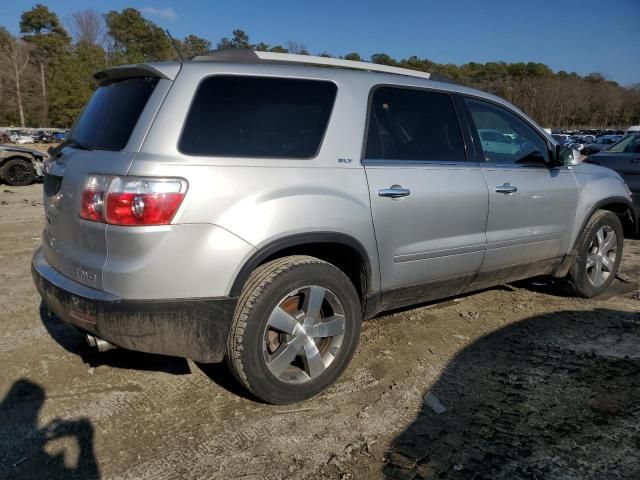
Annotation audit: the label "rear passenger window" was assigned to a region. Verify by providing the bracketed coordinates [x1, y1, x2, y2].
[465, 98, 549, 165]
[179, 76, 337, 158]
[364, 87, 466, 162]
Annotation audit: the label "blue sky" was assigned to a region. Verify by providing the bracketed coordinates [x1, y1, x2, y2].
[3, 0, 640, 85]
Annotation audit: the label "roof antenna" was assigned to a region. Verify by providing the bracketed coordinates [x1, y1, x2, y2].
[165, 29, 184, 61]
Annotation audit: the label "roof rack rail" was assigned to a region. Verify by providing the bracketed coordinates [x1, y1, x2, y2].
[191, 49, 451, 82]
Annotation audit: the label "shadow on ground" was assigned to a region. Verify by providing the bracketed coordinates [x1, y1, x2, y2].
[384, 308, 640, 480]
[195, 362, 260, 401]
[38, 303, 255, 399]
[513, 276, 638, 300]
[0, 379, 100, 479]
[39, 303, 191, 375]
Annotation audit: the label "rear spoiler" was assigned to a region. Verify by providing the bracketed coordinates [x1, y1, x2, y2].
[93, 63, 181, 85]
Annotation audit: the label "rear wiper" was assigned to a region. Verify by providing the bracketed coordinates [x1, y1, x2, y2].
[48, 138, 93, 157]
[64, 138, 94, 151]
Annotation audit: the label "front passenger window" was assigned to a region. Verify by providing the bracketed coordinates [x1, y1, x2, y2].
[465, 98, 549, 165]
[607, 134, 640, 154]
[624, 136, 640, 153]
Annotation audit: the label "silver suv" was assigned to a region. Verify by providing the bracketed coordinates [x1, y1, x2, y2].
[33, 50, 636, 404]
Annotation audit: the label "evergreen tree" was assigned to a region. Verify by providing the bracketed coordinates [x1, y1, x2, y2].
[105, 8, 172, 64]
[20, 4, 70, 125]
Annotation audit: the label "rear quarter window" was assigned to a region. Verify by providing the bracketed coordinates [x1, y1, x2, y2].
[179, 76, 337, 158]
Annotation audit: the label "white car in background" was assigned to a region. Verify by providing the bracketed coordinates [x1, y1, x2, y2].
[478, 128, 521, 155]
[552, 134, 571, 144]
[9, 132, 35, 145]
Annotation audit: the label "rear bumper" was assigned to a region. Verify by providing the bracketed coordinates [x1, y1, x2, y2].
[32, 246, 237, 362]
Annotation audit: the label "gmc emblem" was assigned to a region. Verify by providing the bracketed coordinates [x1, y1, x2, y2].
[75, 268, 97, 286]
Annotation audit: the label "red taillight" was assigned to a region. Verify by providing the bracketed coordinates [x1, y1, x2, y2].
[80, 175, 187, 226]
[80, 190, 105, 221]
[80, 175, 109, 222]
[105, 192, 184, 225]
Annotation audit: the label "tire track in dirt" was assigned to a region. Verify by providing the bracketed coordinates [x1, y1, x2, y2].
[107, 366, 400, 480]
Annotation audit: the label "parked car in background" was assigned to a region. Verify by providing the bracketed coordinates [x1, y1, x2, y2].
[0, 144, 45, 186]
[35, 131, 56, 143]
[32, 51, 635, 404]
[478, 128, 521, 155]
[567, 134, 600, 152]
[9, 131, 35, 145]
[626, 125, 640, 136]
[552, 134, 571, 144]
[52, 131, 68, 141]
[581, 135, 623, 156]
[587, 133, 640, 226]
[567, 140, 586, 152]
[574, 134, 596, 143]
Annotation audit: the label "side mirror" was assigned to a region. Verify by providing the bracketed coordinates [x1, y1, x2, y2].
[556, 145, 581, 166]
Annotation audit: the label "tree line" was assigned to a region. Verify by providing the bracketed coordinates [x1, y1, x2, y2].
[1, 4, 638, 129]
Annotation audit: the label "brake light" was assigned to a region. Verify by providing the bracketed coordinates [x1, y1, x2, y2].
[80, 175, 109, 222]
[80, 175, 187, 226]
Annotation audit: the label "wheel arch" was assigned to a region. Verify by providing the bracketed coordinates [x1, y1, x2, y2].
[555, 197, 634, 278]
[590, 197, 636, 236]
[230, 232, 375, 313]
[0, 154, 33, 169]
[574, 197, 636, 248]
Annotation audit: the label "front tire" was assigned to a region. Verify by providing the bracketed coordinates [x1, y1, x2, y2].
[2, 158, 35, 186]
[226, 255, 362, 404]
[566, 209, 624, 298]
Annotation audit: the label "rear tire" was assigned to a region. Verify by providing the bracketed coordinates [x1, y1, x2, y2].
[2, 158, 35, 186]
[226, 255, 362, 404]
[565, 210, 624, 298]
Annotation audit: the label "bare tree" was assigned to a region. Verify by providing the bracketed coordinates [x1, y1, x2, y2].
[286, 41, 309, 55]
[0, 29, 33, 127]
[68, 9, 106, 47]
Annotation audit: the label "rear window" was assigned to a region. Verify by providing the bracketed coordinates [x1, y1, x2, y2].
[71, 77, 159, 151]
[179, 76, 337, 158]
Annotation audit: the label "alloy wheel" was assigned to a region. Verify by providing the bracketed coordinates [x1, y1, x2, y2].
[585, 225, 617, 287]
[6, 162, 31, 185]
[263, 285, 345, 384]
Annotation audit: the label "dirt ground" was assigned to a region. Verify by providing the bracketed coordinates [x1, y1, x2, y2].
[0, 184, 639, 480]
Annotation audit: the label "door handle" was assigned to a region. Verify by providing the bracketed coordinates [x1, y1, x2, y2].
[495, 183, 518, 194]
[378, 185, 411, 198]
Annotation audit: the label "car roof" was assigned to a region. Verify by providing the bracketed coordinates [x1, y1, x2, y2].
[97, 53, 521, 114]
[95, 50, 552, 142]
[182, 61, 540, 125]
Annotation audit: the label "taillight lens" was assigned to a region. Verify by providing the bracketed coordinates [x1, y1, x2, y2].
[80, 175, 187, 226]
[80, 175, 109, 222]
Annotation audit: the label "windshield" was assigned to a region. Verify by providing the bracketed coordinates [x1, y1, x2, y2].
[70, 77, 159, 151]
[608, 134, 640, 153]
